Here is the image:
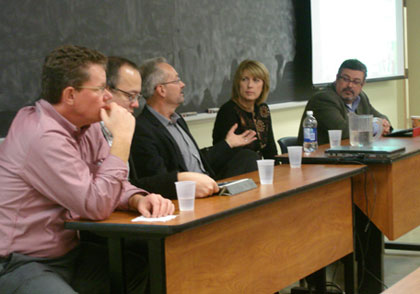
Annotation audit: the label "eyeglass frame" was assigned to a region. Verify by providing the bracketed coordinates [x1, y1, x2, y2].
[155, 78, 182, 89]
[110, 86, 143, 102]
[76, 86, 107, 94]
[337, 75, 364, 86]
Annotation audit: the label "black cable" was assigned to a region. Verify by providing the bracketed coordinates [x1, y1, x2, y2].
[365, 268, 388, 289]
[364, 169, 369, 231]
[355, 166, 387, 291]
[331, 261, 339, 286]
[364, 168, 378, 233]
[356, 232, 366, 290]
[325, 282, 344, 293]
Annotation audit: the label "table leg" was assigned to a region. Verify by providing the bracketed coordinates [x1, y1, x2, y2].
[148, 238, 166, 294]
[343, 252, 356, 294]
[108, 237, 126, 294]
[355, 206, 384, 294]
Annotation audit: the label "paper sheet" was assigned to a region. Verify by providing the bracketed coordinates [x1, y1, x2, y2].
[131, 215, 177, 222]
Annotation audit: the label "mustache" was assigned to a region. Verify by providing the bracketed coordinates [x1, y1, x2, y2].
[343, 87, 354, 95]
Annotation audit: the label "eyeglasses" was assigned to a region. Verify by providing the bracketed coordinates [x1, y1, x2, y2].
[111, 87, 142, 103]
[76, 86, 107, 94]
[159, 78, 182, 86]
[338, 75, 363, 86]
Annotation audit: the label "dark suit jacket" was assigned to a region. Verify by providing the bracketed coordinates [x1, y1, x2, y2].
[130, 107, 235, 199]
[297, 84, 391, 145]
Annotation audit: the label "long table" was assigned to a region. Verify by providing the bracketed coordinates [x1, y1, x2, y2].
[277, 136, 420, 293]
[66, 164, 364, 294]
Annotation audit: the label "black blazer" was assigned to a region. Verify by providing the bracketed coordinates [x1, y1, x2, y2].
[130, 107, 234, 199]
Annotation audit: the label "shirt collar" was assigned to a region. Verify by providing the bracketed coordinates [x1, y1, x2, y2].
[344, 95, 361, 112]
[146, 105, 180, 125]
[37, 99, 91, 139]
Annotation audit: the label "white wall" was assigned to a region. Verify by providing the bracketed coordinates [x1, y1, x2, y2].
[407, 0, 420, 116]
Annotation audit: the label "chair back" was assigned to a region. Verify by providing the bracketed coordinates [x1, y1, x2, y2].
[277, 136, 299, 154]
[0, 111, 16, 138]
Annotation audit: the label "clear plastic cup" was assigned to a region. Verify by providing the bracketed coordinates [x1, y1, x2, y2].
[328, 130, 342, 148]
[287, 146, 303, 168]
[175, 181, 196, 211]
[257, 159, 275, 184]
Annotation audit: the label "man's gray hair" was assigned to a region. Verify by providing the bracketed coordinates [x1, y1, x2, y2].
[140, 57, 168, 99]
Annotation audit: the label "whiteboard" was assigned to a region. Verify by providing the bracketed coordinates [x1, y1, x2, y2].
[311, 0, 405, 85]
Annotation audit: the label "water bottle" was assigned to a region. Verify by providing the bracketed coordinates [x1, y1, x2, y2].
[303, 110, 318, 152]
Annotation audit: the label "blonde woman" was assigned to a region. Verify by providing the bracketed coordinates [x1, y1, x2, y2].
[213, 60, 277, 159]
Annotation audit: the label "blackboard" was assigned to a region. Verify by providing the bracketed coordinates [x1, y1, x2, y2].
[0, 0, 314, 136]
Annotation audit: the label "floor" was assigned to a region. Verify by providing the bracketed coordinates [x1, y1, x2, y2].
[278, 226, 420, 293]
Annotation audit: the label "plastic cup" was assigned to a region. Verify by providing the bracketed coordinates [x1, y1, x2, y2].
[328, 130, 342, 148]
[257, 159, 275, 184]
[287, 146, 303, 168]
[175, 181, 196, 211]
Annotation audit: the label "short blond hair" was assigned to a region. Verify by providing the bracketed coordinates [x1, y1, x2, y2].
[231, 59, 270, 105]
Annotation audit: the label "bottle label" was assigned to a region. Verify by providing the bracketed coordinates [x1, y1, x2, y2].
[303, 127, 317, 143]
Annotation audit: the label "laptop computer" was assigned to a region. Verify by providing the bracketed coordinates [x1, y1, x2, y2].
[384, 128, 413, 137]
[384, 127, 420, 137]
[325, 145, 406, 159]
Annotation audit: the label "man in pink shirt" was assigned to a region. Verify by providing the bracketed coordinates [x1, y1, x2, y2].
[0, 45, 174, 294]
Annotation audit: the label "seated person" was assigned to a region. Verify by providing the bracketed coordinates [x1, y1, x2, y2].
[102, 55, 142, 145]
[212, 59, 277, 159]
[0, 45, 174, 294]
[297, 59, 392, 145]
[130, 57, 259, 199]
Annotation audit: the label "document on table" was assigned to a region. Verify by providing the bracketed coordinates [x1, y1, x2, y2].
[131, 215, 177, 222]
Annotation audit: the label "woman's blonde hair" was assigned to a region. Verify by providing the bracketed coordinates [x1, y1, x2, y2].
[231, 59, 270, 105]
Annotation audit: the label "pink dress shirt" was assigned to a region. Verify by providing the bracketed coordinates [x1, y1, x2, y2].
[0, 100, 146, 258]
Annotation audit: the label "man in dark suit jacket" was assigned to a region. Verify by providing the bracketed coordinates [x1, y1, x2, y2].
[130, 57, 258, 199]
[297, 59, 392, 145]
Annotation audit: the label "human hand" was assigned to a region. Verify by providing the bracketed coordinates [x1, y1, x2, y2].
[100, 102, 135, 140]
[178, 172, 219, 198]
[129, 193, 175, 218]
[224, 123, 257, 148]
[382, 119, 391, 135]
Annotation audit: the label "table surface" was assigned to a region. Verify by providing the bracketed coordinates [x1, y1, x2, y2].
[66, 164, 365, 237]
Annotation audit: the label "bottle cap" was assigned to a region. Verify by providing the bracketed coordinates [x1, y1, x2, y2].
[306, 110, 313, 115]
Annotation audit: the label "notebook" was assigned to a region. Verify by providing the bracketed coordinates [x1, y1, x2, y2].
[325, 145, 406, 159]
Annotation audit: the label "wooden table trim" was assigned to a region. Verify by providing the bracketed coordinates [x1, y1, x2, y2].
[66, 165, 366, 237]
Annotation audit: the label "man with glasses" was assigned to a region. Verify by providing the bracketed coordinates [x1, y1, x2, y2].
[130, 57, 259, 199]
[0, 45, 174, 294]
[102, 56, 142, 146]
[297, 59, 392, 145]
